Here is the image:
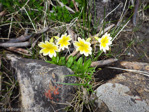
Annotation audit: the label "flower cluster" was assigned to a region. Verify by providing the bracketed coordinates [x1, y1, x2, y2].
[38, 32, 112, 58]
[38, 33, 71, 58]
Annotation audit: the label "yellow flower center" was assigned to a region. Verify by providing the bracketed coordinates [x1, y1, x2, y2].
[58, 35, 70, 47]
[43, 43, 58, 54]
[75, 40, 90, 53]
[100, 36, 109, 48]
[39, 41, 58, 56]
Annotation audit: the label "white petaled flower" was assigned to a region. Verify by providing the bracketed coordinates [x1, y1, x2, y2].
[74, 37, 92, 56]
[57, 33, 71, 50]
[98, 32, 112, 53]
[38, 41, 59, 58]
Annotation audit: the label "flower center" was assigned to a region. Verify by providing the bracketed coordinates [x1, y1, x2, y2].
[101, 37, 109, 47]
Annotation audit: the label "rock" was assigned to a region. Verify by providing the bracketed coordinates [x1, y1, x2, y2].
[90, 94, 110, 112]
[95, 61, 149, 112]
[6, 54, 77, 112]
[89, 0, 127, 30]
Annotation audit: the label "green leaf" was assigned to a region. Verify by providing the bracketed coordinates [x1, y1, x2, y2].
[66, 56, 74, 68]
[56, 56, 59, 63]
[64, 74, 80, 77]
[83, 59, 91, 70]
[58, 56, 66, 65]
[71, 62, 78, 72]
[55, 82, 84, 86]
[46, 60, 55, 64]
[77, 57, 83, 66]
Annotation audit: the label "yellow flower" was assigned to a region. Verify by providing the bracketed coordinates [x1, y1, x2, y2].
[74, 37, 92, 56]
[57, 33, 71, 50]
[98, 32, 112, 53]
[38, 41, 59, 58]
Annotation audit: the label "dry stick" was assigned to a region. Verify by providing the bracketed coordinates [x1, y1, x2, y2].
[91, 58, 118, 67]
[7, 47, 31, 56]
[7, 34, 33, 43]
[43, 1, 48, 28]
[31, 35, 42, 48]
[133, 0, 140, 26]
[57, 0, 75, 13]
[0, 42, 30, 47]
[36, 26, 50, 34]
[7, 14, 14, 39]
[116, 0, 128, 26]
[72, 0, 79, 12]
[0, 26, 50, 48]
[0, 10, 6, 16]
[108, 66, 149, 77]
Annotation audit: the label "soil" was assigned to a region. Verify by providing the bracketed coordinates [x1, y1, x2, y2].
[112, 20, 149, 63]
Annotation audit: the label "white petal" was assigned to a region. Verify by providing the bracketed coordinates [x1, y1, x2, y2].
[78, 37, 81, 41]
[43, 52, 49, 56]
[84, 52, 89, 56]
[108, 37, 112, 41]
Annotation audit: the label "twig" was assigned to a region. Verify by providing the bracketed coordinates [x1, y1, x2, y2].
[133, 0, 140, 26]
[57, 0, 75, 13]
[72, 0, 79, 12]
[0, 42, 30, 47]
[108, 66, 149, 77]
[7, 34, 32, 43]
[91, 58, 118, 67]
[116, 0, 128, 26]
[36, 26, 50, 34]
[8, 14, 14, 39]
[7, 47, 31, 56]
[0, 10, 6, 16]
[31, 35, 42, 49]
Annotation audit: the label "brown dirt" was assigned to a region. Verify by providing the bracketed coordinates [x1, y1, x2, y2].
[112, 21, 149, 63]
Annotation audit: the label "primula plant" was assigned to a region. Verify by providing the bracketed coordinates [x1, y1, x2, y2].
[38, 32, 112, 92]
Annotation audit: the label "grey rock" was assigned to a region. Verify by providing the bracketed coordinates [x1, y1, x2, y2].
[6, 54, 77, 112]
[90, 94, 110, 112]
[95, 62, 149, 112]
